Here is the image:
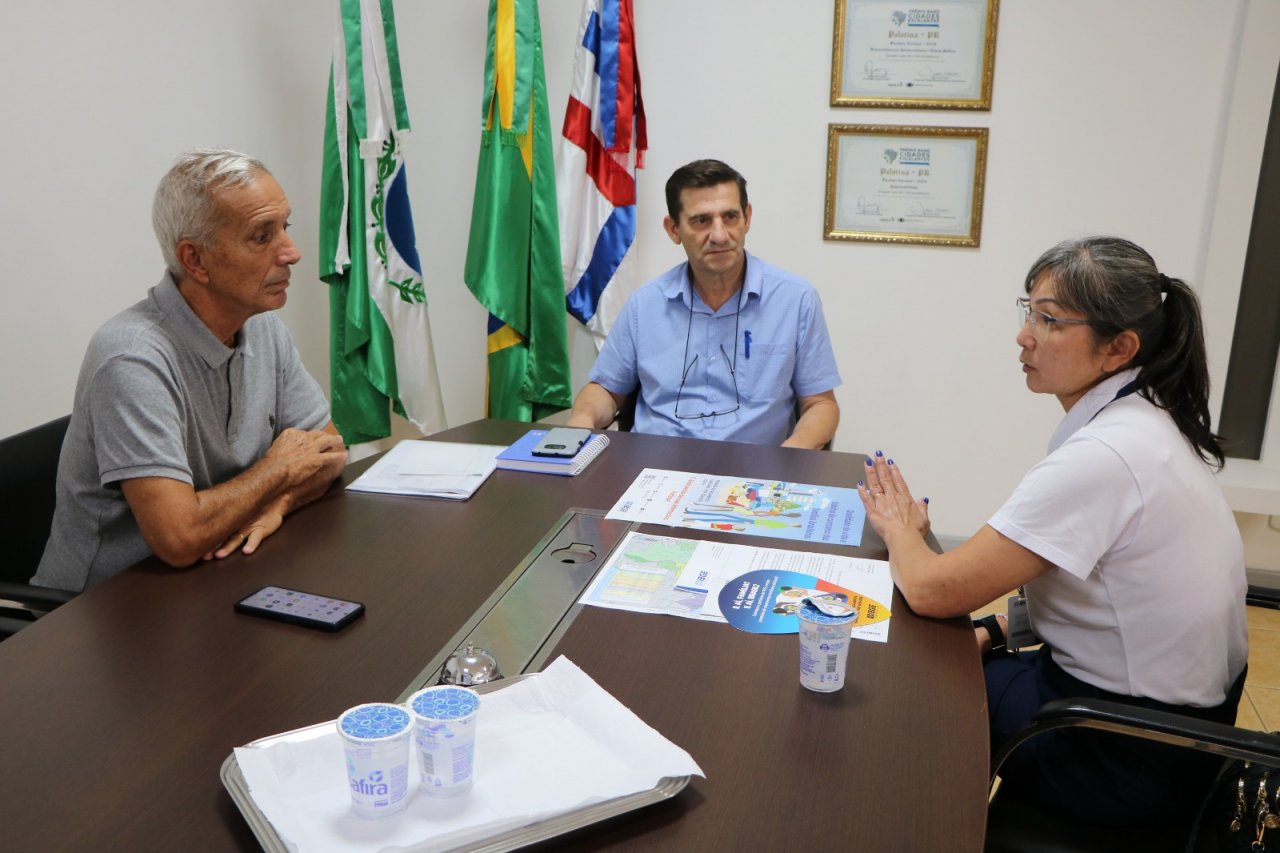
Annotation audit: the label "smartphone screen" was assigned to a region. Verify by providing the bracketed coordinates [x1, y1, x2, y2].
[234, 586, 364, 631]
[531, 427, 591, 458]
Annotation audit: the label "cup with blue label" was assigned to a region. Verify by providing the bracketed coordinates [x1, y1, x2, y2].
[408, 685, 481, 796]
[336, 702, 413, 818]
[797, 597, 858, 692]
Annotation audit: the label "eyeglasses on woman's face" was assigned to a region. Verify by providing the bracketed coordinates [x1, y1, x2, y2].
[1016, 297, 1095, 342]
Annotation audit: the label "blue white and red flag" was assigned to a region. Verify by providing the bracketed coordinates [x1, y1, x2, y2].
[556, 0, 647, 345]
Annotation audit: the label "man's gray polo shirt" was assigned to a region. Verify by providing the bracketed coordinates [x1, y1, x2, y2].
[33, 273, 330, 592]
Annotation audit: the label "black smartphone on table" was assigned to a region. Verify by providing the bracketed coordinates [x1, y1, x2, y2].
[234, 585, 364, 632]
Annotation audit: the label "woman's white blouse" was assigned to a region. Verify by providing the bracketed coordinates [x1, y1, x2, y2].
[988, 368, 1248, 706]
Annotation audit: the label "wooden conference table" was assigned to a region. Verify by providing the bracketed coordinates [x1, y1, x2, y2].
[0, 420, 988, 850]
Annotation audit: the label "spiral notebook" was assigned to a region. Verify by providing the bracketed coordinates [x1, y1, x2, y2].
[495, 429, 610, 476]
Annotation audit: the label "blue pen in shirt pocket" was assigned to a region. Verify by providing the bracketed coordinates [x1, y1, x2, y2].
[740, 336, 792, 400]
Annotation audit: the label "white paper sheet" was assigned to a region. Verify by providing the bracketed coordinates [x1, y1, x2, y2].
[346, 441, 505, 500]
[579, 531, 894, 642]
[604, 468, 866, 545]
[234, 657, 703, 852]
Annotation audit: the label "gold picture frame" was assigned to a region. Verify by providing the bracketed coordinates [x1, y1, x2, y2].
[831, 0, 1000, 110]
[824, 124, 988, 247]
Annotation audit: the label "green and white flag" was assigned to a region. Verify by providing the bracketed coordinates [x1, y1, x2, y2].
[320, 0, 446, 444]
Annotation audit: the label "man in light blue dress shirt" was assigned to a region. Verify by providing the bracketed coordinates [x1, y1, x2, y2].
[567, 160, 841, 448]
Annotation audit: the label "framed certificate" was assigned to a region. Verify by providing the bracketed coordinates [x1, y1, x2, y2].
[823, 124, 988, 247]
[831, 0, 999, 110]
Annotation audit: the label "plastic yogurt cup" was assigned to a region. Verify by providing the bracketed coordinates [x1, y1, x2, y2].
[336, 702, 413, 818]
[407, 685, 481, 796]
[797, 597, 858, 692]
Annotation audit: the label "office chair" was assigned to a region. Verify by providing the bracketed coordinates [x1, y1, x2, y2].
[614, 389, 638, 433]
[984, 692, 1280, 853]
[0, 415, 76, 639]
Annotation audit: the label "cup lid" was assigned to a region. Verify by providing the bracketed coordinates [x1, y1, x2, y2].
[798, 597, 857, 624]
[411, 685, 481, 720]
[338, 703, 411, 739]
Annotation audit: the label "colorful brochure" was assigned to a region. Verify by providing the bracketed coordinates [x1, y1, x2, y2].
[717, 569, 891, 635]
[579, 532, 893, 643]
[605, 468, 866, 546]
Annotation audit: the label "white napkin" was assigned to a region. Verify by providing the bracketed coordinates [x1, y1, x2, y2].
[234, 656, 704, 852]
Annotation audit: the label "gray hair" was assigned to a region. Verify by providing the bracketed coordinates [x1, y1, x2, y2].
[152, 149, 271, 276]
[1024, 236, 1223, 468]
[1024, 236, 1162, 335]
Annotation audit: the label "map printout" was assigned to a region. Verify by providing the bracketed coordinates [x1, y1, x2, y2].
[579, 531, 893, 643]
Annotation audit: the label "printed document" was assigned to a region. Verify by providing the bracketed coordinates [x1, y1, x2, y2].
[605, 468, 866, 546]
[346, 440, 505, 500]
[580, 531, 893, 643]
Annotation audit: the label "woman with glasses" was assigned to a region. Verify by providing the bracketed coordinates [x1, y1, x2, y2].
[858, 236, 1247, 827]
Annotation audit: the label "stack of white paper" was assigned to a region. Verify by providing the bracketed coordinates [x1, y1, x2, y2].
[346, 440, 506, 500]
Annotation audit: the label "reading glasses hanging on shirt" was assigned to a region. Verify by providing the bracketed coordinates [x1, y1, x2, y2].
[675, 344, 741, 420]
[675, 282, 744, 420]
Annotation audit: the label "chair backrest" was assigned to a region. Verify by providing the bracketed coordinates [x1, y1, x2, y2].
[0, 415, 71, 585]
[615, 389, 639, 433]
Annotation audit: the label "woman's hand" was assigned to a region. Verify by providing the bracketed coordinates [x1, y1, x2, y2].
[856, 451, 931, 542]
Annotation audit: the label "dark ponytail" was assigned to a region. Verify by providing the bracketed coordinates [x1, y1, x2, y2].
[1025, 237, 1225, 469]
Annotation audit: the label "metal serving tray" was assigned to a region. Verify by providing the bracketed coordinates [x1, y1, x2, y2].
[220, 675, 690, 852]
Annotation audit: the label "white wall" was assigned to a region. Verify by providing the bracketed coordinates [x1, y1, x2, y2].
[3, 0, 1278, 541]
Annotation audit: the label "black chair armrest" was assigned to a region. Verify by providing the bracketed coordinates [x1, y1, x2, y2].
[0, 580, 75, 611]
[991, 697, 1280, 785]
[613, 389, 638, 433]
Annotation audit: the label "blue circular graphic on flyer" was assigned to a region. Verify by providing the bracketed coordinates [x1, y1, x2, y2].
[718, 569, 855, 634]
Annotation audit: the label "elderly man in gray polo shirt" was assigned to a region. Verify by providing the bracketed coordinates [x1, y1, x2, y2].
[33, 149, 346, 592]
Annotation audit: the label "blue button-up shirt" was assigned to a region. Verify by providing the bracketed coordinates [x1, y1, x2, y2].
[588, 253, 841, 444]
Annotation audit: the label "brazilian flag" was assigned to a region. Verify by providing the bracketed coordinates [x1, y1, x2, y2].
[463, 0, 572, 421]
